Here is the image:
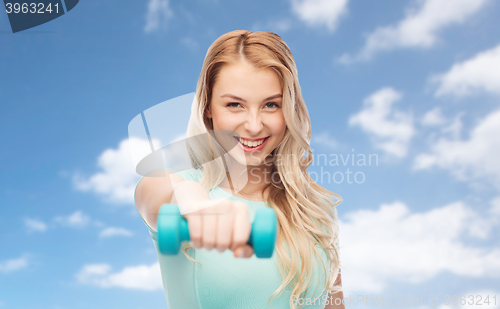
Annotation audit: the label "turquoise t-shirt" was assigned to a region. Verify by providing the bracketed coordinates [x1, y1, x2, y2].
[135, 168, 335, 309]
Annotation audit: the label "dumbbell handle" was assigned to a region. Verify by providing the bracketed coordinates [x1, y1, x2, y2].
[157, 204, 278, 258]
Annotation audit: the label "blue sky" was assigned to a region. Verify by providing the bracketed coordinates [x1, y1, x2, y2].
[1, 0, 500, 308]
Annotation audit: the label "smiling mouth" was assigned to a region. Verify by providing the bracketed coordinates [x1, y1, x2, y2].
[235, 136, 269, 148]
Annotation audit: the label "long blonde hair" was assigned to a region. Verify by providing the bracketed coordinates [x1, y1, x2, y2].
[181, 30, 343, 309]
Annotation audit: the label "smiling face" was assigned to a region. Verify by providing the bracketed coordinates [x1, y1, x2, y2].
[206, 61, 287, 167]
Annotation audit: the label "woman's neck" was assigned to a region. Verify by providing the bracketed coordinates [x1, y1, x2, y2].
[219, 157, 273, 201]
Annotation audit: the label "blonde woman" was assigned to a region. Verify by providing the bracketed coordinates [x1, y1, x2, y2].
[135, 30, 344, 309]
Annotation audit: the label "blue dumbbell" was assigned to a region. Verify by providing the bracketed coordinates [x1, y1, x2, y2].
[157, 204, 278, 258]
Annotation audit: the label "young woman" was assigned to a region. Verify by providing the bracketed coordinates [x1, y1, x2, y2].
[135, 30, 344, 309]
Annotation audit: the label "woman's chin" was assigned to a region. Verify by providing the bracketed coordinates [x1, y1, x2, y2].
[227, 152, 268, 167]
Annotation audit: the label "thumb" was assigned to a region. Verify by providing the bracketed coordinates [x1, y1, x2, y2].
[234, 245, 254, 258]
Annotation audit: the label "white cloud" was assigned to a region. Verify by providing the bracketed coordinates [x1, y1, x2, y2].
[413, 109, 500, 188]
[349, 87, 414, 158]
[339, 0, 490, 63]
[421, 109, 463, 139]
[73, 135, 195, 205]
[340, 201, 500, 293]
[74, 136, 191, 206]
[439, 112, 464, 140]
[421, 107, 446, 126]
[0, 256, 28, 273]
[312, 131, 339, 149]
[73, 139, 141, 205]
[76, 262, 162, 291]
[290, 0, 348, 32]
[99, 227, 133, 238]
[144, 0, 173, 33]
[432, 44, 500, 97]
[490, 196, 500, 217]
[54, 211, 91, 229]
[23, 218, 48, 233]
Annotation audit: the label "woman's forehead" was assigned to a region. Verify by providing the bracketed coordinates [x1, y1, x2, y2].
[213, 65, 282, 98]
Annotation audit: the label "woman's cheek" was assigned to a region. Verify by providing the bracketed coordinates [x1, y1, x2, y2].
[216, 112, 240, 130]
[274, 118, 287, 136]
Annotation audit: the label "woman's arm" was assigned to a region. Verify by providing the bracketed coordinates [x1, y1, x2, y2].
[135, 169, 223, 230]
[324, 269, 344, 309]
[134, 169, 185, 231]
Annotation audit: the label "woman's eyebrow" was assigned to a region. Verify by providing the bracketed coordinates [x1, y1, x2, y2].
[220, 94, 282, 102]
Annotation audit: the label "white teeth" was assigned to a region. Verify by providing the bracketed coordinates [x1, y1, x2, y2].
[238, 138, 266, 148]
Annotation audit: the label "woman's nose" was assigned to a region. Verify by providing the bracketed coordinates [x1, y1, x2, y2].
[243, 112, 263, 135]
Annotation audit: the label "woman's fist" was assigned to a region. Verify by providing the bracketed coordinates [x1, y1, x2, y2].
[182, 199, 254, 258]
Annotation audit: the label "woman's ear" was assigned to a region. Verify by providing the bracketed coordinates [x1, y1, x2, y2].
[205, 106, 212, 119]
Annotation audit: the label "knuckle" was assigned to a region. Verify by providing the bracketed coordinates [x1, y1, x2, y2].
[232, 238, 246, 247]
[217, 241, 231, 249]
[203, 240, 215, 248]
[191, 235, 201, 243]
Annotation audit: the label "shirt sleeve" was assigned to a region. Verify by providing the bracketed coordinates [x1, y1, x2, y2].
[175, 167, 203, 182]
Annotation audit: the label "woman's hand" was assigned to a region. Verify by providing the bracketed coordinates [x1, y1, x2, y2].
[173, 180, 254, 258]
[183, 199, 254, 258]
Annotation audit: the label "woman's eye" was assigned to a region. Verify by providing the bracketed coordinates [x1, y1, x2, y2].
[227, 102, 241, 108]
[226, 102, 279, 109]
[266, 102, 280, 108]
